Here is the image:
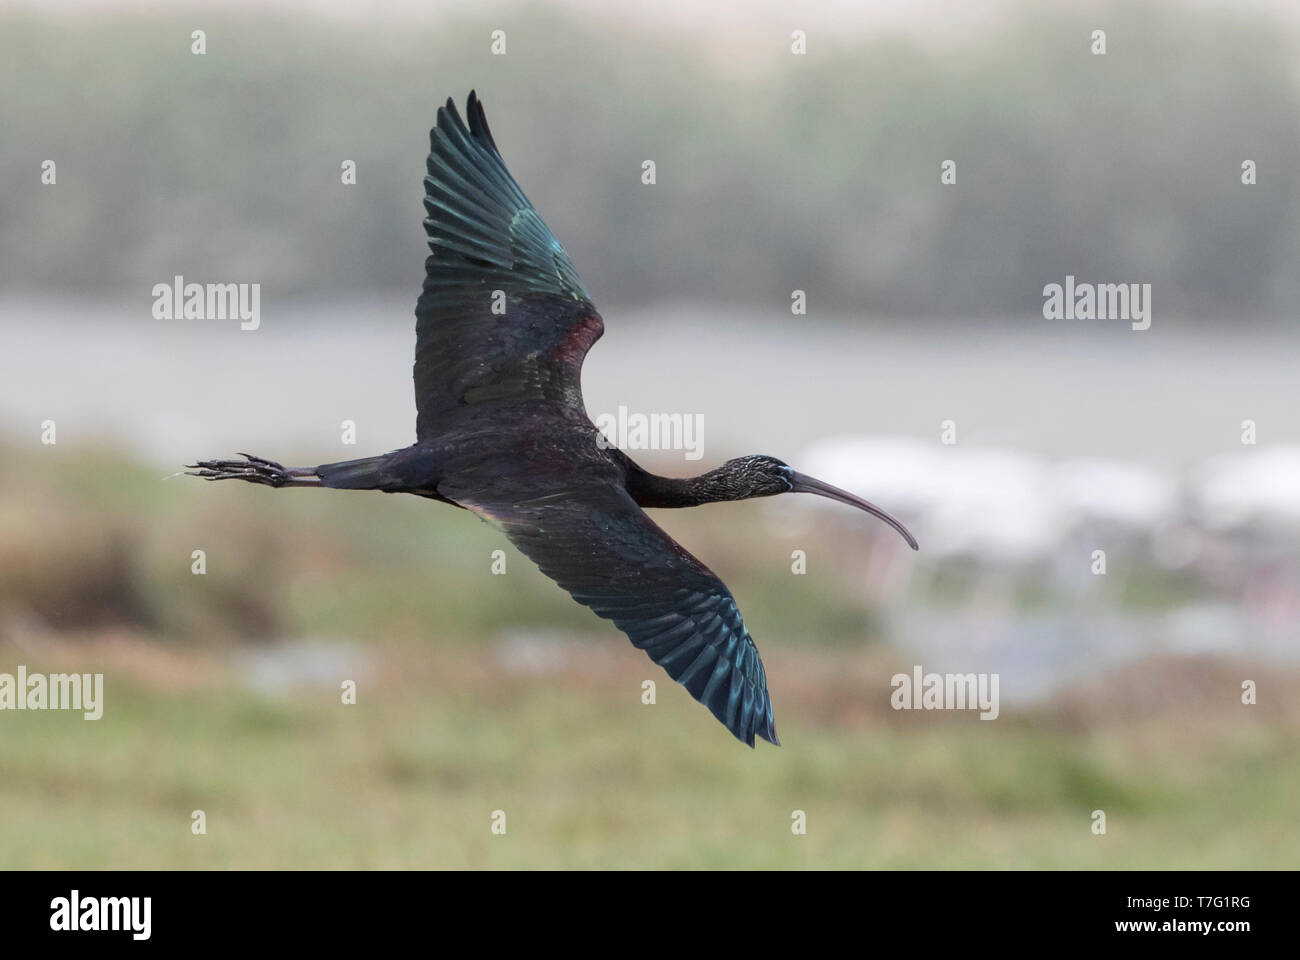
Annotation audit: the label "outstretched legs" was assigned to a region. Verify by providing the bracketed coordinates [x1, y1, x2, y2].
[186, 453, 321, 488]
[187, 448, 440, 494]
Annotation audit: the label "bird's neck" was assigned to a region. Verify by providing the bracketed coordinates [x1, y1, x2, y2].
[625, 466, 741, 508]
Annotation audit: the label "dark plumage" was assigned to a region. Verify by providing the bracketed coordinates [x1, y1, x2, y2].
[189, 92, 917, 747]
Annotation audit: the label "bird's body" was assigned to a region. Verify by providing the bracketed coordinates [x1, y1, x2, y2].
[191, 92, 916, 747]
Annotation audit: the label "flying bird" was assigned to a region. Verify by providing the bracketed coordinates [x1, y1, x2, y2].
[189, 92, 917, 747]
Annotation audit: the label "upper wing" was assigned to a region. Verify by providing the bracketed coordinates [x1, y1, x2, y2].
[453, 483, 780, 747]
[415, 92, 603, 437]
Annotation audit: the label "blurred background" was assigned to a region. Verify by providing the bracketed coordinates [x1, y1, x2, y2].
[1, 0, 1298, 868]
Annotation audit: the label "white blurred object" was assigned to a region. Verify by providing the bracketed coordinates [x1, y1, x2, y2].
[1192, 446, 1300, 530]
[1052, 457, 1177, 529]
[494, 630, 572, 675]
[238, 639, 373, 694]
[799, 436, 1061, 562]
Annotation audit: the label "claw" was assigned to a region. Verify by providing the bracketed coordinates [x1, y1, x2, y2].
[236, 452, 286, 471]
[184, 453, 319, 488]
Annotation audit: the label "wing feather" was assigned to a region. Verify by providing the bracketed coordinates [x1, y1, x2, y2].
[414, 92, 601, 437]
[454, 484, 780, 747]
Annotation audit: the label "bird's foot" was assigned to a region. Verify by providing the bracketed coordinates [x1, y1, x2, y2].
[185, 453, 317, 487]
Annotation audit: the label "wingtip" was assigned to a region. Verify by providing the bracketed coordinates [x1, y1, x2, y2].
[431, 91, 498, 154]
[743, 706, 780, 747]
[466, 90, 498, 151]
[435, 97, 464, 139]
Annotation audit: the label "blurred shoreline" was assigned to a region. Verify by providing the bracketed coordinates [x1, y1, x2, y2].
[4, 296, 1299, 467]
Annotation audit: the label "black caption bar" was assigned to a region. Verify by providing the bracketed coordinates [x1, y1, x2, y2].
[0, 870, 1279, 946]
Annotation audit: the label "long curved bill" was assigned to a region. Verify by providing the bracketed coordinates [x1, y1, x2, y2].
[790, 472, 919, 551]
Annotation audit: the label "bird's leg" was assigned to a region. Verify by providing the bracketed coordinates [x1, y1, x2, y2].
[186, 453, 322, 488]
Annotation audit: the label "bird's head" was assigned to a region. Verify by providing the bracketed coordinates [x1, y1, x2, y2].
[720, 454, 918, 551]
[718, 454, 798, 497]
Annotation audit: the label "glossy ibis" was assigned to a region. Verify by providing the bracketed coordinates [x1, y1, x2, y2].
[190, 92, 917, 747]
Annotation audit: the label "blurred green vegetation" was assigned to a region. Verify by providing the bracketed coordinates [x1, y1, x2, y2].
[1, 657, 1294, 868]
[2, 2, 1298, 317]
[1, 439, 1297, 867]
[0, 436, 902, 649]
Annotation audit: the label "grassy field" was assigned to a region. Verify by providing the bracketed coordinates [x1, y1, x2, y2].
[1, 440, 1296, 868]
[2, 639, 1295, 869]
